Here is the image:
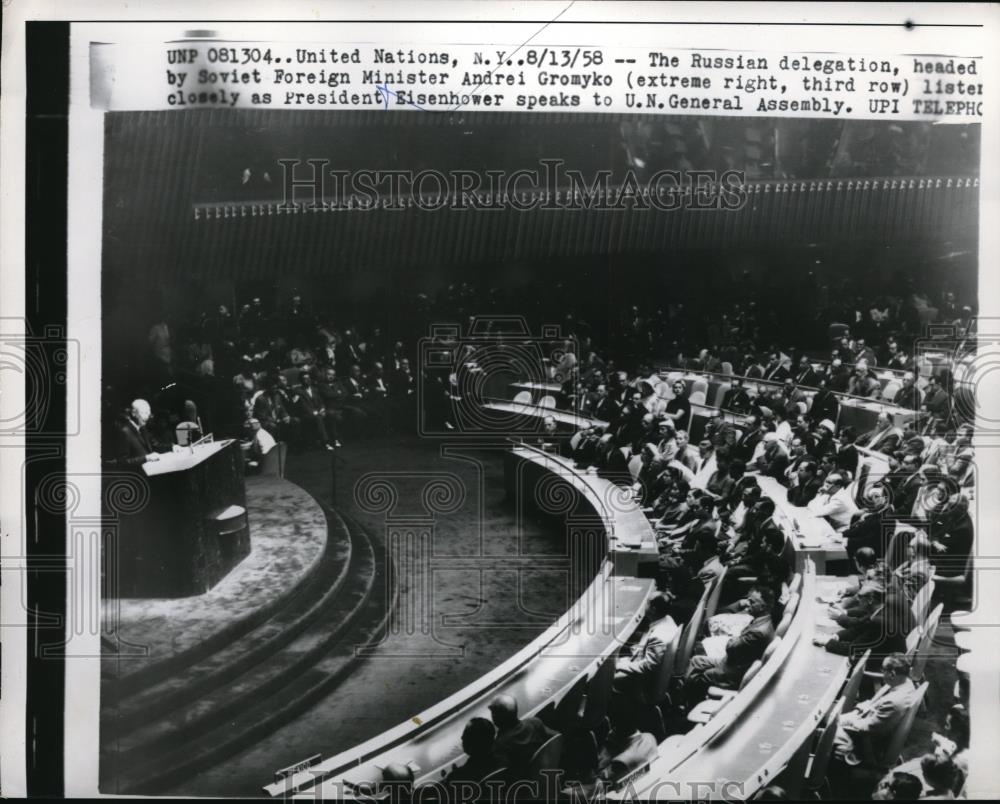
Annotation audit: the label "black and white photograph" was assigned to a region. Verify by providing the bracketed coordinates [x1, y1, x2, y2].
[2, 3, 1000, 800]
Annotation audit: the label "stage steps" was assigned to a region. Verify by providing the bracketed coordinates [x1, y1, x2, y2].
[99, 511, 396, 795]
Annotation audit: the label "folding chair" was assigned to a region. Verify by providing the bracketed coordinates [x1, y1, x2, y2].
[910, 580, 936, 628]
[799, 698, 845, 799]
[860, 682, 930, 773]
[674, 583, 713, 675]
[840, 649, 873, 712]
[704, 566, 729, 620]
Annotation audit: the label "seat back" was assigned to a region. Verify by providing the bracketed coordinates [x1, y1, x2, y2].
[740, 659, 764, 690]
[775, 609, 794, 638]
[905, 624, 923, 657]
[569, 431, 584, 452]
[513, 390, 532, 405]
[783, 592, 801, 618]
[840, 649, 872, 711]
[721, 362, 734, 376]
[691, 378, 709, 397]
[853, 461, 872, 507]
[885, 528, 914, 572]
[762, 635, 782, 663]
[713, 383, 730, 409]
[788, 573, 803, 596]
[910, 579, 936, 627]
[581, 658, 615, 729]
[651, 625, 683, 704]
[882, 381, 901, 402]
[805, 699, 845, 791]
[627, 454, 644, 483]
[877, 682, 930, 769]
[526, 733, 564, 779]
[539, 394, 557, 409]
[911, 604, 944, 684]
[689, 390, 707, 406]
[704, 566, 729, 620]
[675, 583, 712, 674]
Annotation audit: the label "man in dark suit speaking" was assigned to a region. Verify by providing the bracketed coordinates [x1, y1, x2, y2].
[113, 399, 165, 468]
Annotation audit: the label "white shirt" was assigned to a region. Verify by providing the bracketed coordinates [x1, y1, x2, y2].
[252, 427, 277, 456]
[775, 420, 792, 447]
[807, 486, 858, 530]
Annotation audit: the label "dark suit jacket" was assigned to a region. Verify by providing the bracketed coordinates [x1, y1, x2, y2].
[720, 614, 775, 676]
[721, 388, 751, 414]
[788, 477, 822, 507]
[492, 717, 556, 773]
[113, 420, 158, 467]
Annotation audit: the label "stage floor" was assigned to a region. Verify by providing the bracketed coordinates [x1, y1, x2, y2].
[101, 475, 329, 682]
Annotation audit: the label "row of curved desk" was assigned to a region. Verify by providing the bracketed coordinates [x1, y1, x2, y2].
[265, 437, 858, 801]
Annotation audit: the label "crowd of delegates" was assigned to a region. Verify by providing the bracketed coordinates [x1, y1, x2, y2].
[106, 282, 976, 797]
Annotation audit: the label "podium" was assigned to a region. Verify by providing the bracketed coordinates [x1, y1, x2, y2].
[110, 439, 251, 599]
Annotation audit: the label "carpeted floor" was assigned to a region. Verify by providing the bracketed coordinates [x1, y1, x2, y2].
[102, 475, 329, 680]
[167, 435, 581, 797]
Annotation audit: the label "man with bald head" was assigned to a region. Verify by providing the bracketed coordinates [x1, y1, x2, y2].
[113, 399, 164, 467]
[488, 694, 556, 777]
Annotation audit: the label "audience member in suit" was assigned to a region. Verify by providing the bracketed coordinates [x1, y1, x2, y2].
[720, 378, 752, 414]
[807, 472, 859, 531]
[827, 360, 852, 394]
[488, 694, 557, 779]
[925, 494, 974, 582]
[763, 354, 791, 383]
[893, 372, 923, 414]
[294, 370, 338, 450]
[598, 698, 659, 784]
[836, 426, 861, 477]
[592, 384, 622, 426]
[920, 375, 952, 432]
[832, 653, 917, 765]
[810, 378, 841, 425]
[833, 548, 888, 614]
[614, 593, 678, 706]
[787, 459, 823, 507]
[735, 415, 765, 463]
[848, 363, 882, 399]
[253, 378, 300, 444]
[858, 413, 903, 454]
[684, 585, 776, 704]
[890, 532, 933, 603]
[844, 483, 894, 559]
[780, 378, 808, 419]
[793, 356, 819, 388]
[443, 717, 500, 789]
[754, 432, 790, 478]
[886, 453, 924, 519]
[781, 437, 811, 486]
[872, 771, 924, 801]
[817, 590, 913, 667]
